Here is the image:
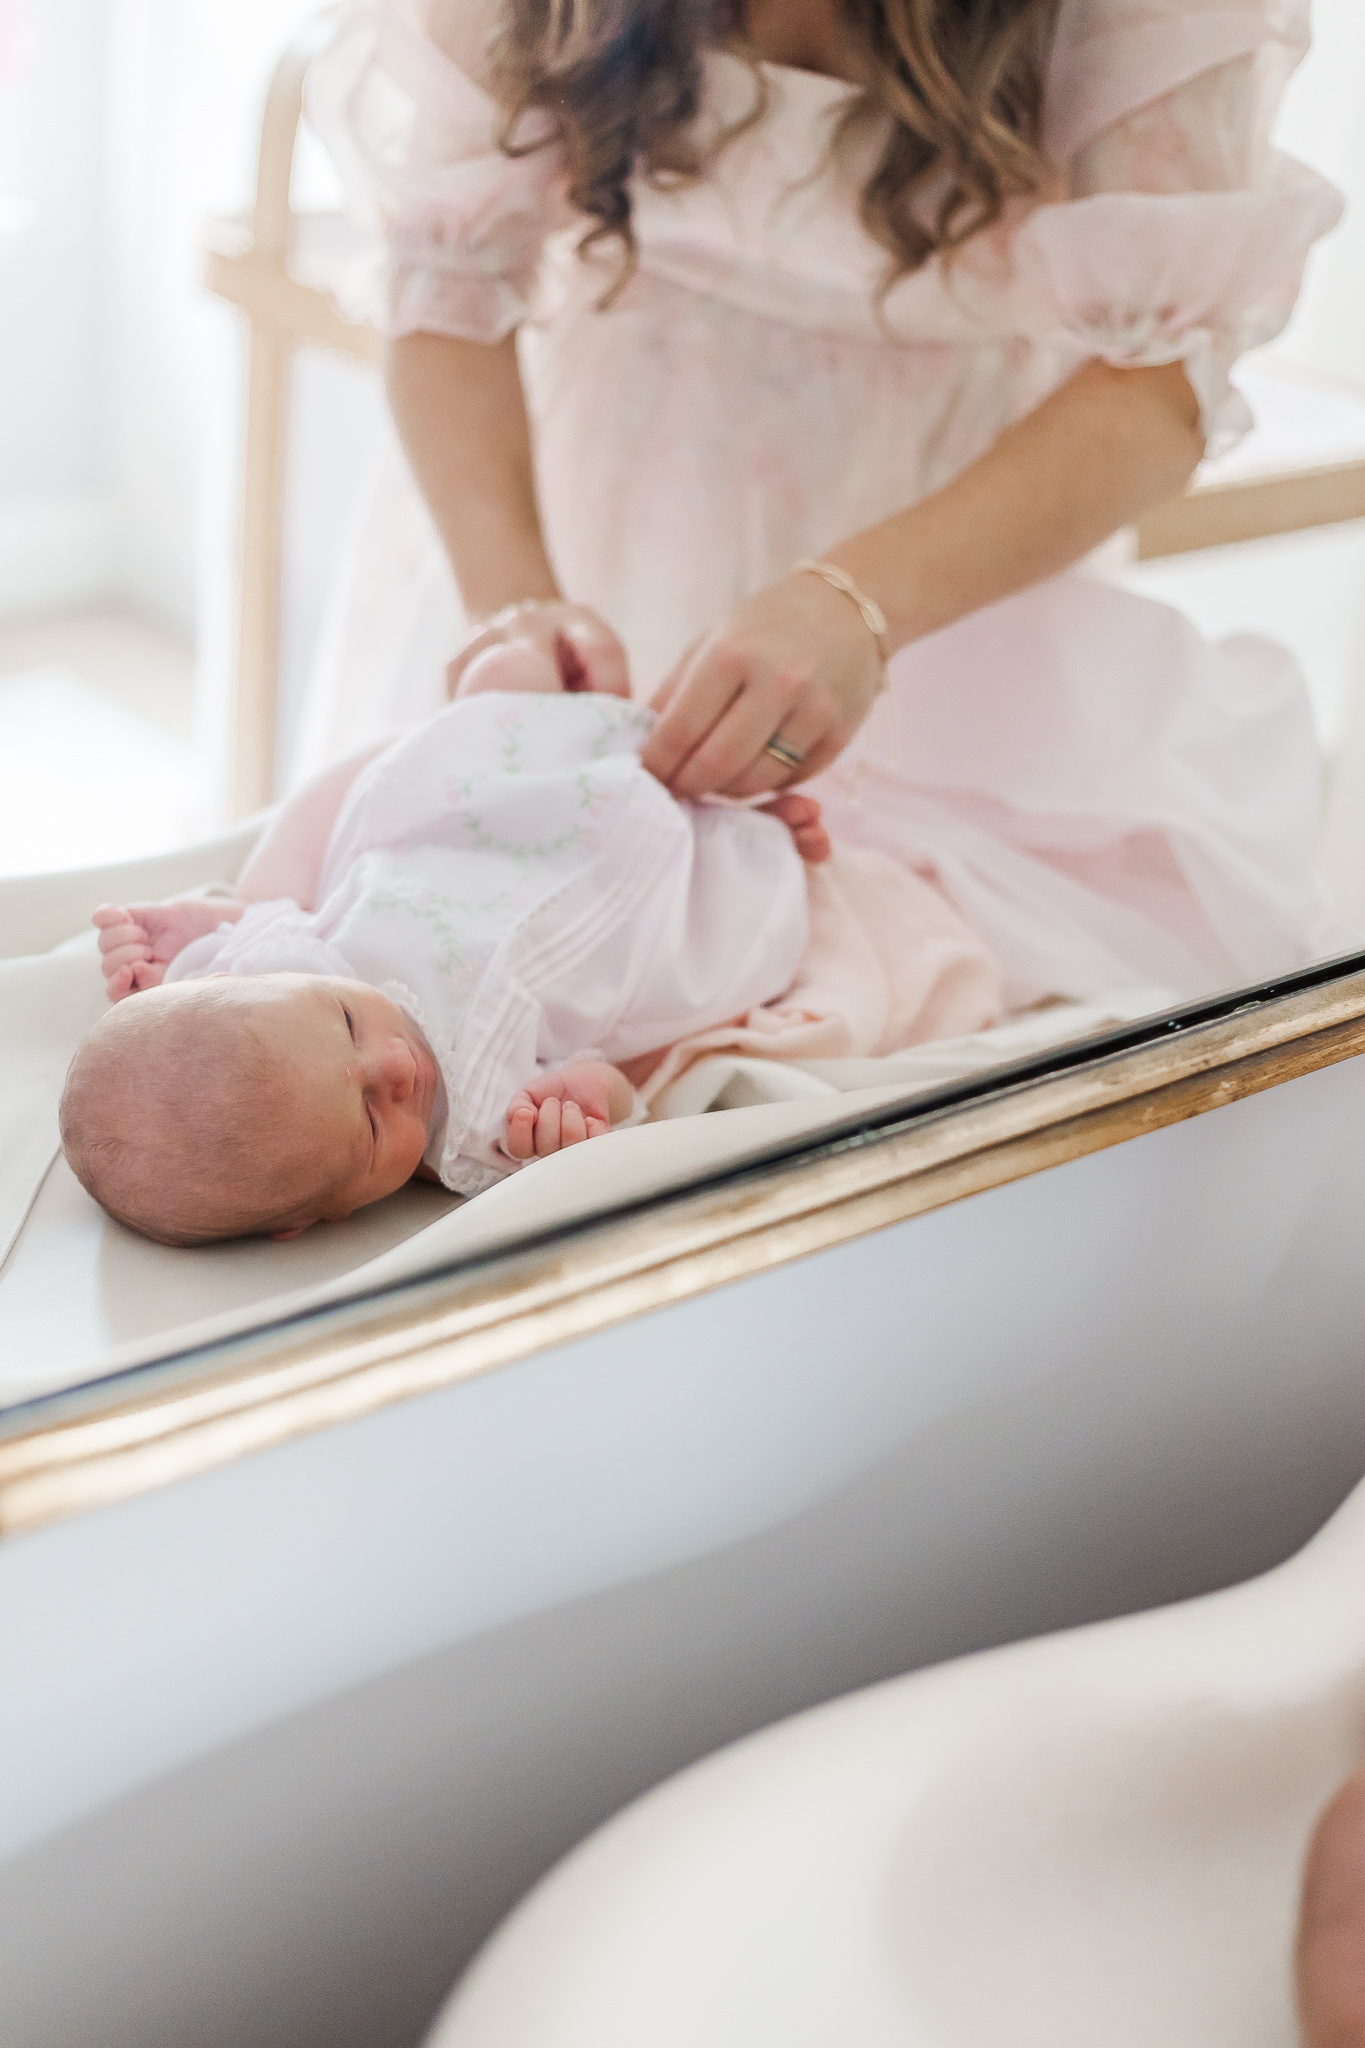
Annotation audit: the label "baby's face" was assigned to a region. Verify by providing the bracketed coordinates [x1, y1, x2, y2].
[245, 976, 441, 1234]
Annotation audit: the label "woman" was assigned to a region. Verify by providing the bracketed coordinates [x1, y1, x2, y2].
[306, 0, 1347, 1010]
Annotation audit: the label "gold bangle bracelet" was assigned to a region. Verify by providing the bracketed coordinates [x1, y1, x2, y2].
[794, 558, 890, 687]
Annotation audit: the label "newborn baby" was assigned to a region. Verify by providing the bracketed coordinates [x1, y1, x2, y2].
[60, 642, 831, 1246]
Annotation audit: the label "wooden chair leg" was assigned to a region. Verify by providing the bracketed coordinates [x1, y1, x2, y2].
[233, 327, 291, 817]
[225, 11, 335, 818]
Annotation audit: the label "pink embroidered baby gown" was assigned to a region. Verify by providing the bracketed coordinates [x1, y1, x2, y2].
[165, 693, 816, 1191]
[303, 0, 1348, 1009]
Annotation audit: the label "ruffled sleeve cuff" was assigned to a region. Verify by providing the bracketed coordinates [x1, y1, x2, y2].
[163, 900, 354, 983]
[305, 4, 569, 343]
[1008, 156, 1343, 453]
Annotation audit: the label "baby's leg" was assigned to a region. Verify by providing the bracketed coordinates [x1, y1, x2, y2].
[1298, 1770, 1365, 2046]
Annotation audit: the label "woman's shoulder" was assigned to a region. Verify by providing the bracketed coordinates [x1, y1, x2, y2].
[1046, 0, 1311, 160]
[417, 0, 498, 87]
[1051, 0, 1308, 46]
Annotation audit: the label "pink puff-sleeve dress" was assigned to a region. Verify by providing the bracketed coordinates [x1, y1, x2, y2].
[305, 0, 1348, 1010]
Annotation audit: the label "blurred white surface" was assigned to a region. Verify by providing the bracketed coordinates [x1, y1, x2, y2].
[0, 667, 200, 873]
[1127, 525, 1365, 756]
[0, 604, 199, 876]
[431, 1474, 1365, 2048]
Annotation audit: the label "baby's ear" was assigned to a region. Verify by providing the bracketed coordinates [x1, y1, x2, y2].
[270, 1221, 313, 1241]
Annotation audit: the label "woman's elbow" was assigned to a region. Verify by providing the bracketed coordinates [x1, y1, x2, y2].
[1081, 357, 1207, 497]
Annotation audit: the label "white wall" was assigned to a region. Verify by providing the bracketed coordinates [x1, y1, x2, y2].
[102, 0, 339, 635]
[0, 0, 330, 632]
[0, 0, 113, 614]
[1272, 0, 1365, 389]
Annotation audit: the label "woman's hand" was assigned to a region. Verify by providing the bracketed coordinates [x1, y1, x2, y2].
[448, 600, 631, 699]
[641, 571, 884, 798]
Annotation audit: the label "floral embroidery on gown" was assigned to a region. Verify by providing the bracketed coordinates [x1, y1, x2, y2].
[303, 0, 1349, 1009]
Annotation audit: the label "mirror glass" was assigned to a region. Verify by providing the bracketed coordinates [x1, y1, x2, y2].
[2, 0, 1363, 1409]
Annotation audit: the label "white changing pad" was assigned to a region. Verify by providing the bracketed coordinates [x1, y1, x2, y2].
[0, 843, 1169, 1405]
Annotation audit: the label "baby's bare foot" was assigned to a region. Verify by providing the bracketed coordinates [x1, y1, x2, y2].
[454, 631, 633, 700]
[455, 643, 564, 697]
[1298, 1770, 1365, 2046]
[760, 792, 831, 864]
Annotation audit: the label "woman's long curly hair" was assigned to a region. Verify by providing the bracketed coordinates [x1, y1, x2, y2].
[487, 0, 1062, 298]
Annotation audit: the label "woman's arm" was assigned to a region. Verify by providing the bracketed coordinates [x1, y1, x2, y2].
[386, 332, 631, 692]
[387, 331, 558, 618]
[642, 357, 1205, 797]
[838, 358, 1203, 651]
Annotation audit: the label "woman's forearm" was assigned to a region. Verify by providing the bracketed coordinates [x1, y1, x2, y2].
[828, 360, 1206, 651]
[385, 330, 560, 619]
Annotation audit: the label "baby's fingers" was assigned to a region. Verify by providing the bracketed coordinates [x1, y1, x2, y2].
[504, 1095, 537, 1161]
[104, 957, 162, 1002]
[99, 936, 152, 976]
[105, 963, 140, 1003]
[558, 1101, 588, 1146]
[94, 912, 147, 955]
[533, 1096, 562, 1156]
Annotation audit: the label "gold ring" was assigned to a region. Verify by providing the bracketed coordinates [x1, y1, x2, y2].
[764, 737, 805, 770]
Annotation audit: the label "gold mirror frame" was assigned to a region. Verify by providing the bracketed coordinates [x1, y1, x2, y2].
[5, 958, 1364, 1541]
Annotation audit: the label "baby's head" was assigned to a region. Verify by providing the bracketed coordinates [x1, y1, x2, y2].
[60, 974, 441, 1246]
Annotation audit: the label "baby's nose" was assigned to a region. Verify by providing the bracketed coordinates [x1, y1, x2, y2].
[372, 1035, 417, 1102]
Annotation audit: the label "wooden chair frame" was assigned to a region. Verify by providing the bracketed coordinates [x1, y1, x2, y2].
[204, 16, 1365, 819]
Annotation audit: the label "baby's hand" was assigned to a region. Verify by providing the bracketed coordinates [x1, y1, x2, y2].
[760, 791, 831, 864]
[503, 1060, 631, 1161]
[92, 897, 240, 1001]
